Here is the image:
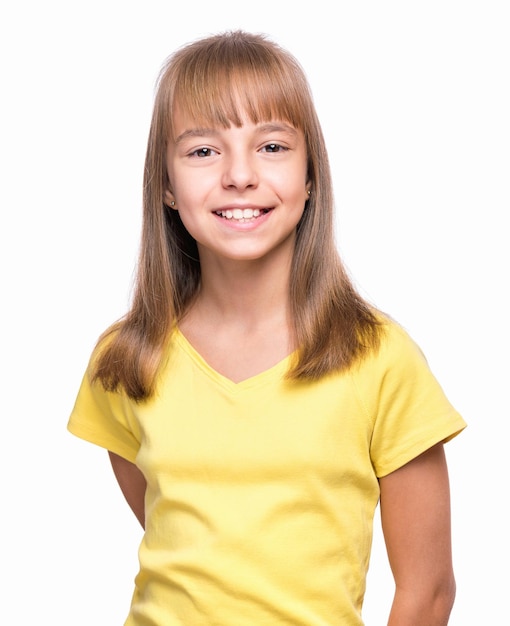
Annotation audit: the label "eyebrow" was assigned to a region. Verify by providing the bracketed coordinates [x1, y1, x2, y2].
[174, 122, 298, 145]
[174, 128, 219, 145]
[257, 122, 298, 136]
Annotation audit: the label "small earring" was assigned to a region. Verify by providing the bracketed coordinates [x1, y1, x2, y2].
[307, 189, 311, 196]
[170, 201, 175, 207]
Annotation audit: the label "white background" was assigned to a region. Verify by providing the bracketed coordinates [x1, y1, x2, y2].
[1, 1, 508, 624]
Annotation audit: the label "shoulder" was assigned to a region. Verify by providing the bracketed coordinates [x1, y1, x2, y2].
[361, 314, 428, 375]
[350, 314, 451, 421]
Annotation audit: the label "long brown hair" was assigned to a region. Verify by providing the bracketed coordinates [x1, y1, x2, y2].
[92, 30, 382, 400]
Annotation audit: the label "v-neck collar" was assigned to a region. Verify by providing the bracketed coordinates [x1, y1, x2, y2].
[174, 328, 295, 394]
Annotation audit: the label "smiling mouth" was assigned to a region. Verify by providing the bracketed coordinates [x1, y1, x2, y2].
[215, 208, 271, 222]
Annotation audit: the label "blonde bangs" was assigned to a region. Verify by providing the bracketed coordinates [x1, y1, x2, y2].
[166, 34, 311, 135]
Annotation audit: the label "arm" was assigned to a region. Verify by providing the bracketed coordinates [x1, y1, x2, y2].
[108, 451, 147, 529]
[379, 443, 456, 626]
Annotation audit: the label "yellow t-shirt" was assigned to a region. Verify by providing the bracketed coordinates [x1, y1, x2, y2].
[68, 320, 466, 626]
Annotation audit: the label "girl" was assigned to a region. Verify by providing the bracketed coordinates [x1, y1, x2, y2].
[68, 30, 466, 626]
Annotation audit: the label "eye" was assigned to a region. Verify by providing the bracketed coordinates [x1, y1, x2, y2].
[190, 147, 217, 158]
[261, 143, 287, 153]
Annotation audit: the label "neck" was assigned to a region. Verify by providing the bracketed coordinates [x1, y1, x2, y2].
[177, 248, 297, 377]
[191, 254, 292, 331]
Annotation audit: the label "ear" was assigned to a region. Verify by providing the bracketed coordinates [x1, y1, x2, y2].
[164, 188, 177, 209]
[305, 181, 312, 201]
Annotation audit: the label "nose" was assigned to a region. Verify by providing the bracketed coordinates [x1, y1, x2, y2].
[221, 151, 259, 191]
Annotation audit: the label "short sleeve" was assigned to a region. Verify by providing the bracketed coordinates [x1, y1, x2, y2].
[67, 359, 141, 464]
[356, 322, 466, 477]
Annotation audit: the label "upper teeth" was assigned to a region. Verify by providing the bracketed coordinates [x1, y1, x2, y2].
[217, 208, 261, 220]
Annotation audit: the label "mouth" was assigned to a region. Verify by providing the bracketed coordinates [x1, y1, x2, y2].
[214, 208, 272, 223]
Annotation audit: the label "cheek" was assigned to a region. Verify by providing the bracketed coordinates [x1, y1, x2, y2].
[283, 155, 308, 188]
[172, 167, 216, 204]
[286, 168, 309, 204]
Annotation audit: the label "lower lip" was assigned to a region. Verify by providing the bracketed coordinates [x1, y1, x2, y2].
[214, 210, 273, 230]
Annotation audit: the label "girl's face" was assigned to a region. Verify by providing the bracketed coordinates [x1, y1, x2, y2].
[165, 105, 310, 267]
